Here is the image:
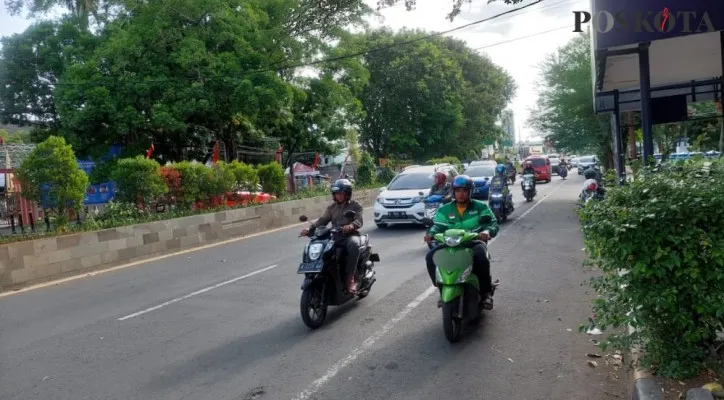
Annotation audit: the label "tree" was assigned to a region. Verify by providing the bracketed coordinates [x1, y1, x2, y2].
[15, 136, 89, 229]
[110, 156, 168, 208]
[329, 28, 514, 162]
[375, 0, 525, 21]
[528, 32, 613, 166]
[0, 18, 97, 133]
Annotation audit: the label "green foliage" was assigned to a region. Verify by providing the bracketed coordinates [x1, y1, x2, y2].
[528, 32, 612, 165]
[110, 156, 168, 207]
[171, 161, 208, 209]
[16, 136, 89, 229]
[226, 160, 259, 191]
[256, 162, 286, 196]
[579, 159, 724, 378]
[376, 165, 396, 185]
[202, 161, 236, 199]
[329, 29, 514, 161]
[376, 0, 524, 21]
[88, 157, 118, 184]
[356, 152, 376, 186]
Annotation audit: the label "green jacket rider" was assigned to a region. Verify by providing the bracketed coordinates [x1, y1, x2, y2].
[424, 175, 499, 309]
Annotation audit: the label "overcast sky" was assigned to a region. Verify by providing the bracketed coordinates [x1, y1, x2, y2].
[0, 0, 590, 142]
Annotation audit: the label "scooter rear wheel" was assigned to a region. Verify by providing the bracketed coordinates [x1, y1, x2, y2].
[442, 300, 462, 343]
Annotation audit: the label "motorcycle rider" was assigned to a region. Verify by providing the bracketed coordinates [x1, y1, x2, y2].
[490, 164, 511, 200]
[429, 171, 452, 202]
[300, 179, 364, 294]
[423, 175, 499, 309]
[521, 160, 537, 191]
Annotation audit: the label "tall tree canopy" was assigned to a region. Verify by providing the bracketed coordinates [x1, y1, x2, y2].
[527, 32, 612, 164]
[328, 28, 515, 162]
[376, 0, 525, 21]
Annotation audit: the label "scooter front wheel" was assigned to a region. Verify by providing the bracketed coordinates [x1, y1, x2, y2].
[300, 286, 327, 329]
[442, 300, 462, 343]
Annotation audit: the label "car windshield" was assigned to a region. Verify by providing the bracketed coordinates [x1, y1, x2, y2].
[528, 158, 547, 167]
[465, 166, 496, 177]
[387, 172, 433, 190]
[579, 156, 594, 163]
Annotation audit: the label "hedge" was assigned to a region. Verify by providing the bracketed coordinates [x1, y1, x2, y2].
[579, 159, 724, 379]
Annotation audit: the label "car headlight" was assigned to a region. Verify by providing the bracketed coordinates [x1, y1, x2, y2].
[444, 235, 462, 247]
[376, 197, 385, 204]
[457, 265, 472, 283]
[308, 243, 324, 260]
[412, 196, 423, 203]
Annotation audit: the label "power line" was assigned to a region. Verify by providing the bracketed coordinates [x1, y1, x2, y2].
[34, 0, 549, 87]
[475, 25, 572, 50]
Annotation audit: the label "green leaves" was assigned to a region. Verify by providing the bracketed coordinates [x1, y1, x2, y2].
[580, 158, 724, 379]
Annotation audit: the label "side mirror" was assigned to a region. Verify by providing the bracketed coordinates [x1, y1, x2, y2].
[479, 215, 492, 224]
[299, 215, 308, 222]
[421, 217, 434, 227]
[343, 210, 356, 218]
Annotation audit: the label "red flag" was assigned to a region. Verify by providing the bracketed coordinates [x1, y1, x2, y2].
[212, 141, 220, 164]
[145, 143, 154, 159]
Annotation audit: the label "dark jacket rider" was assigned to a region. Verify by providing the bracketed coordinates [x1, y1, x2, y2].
[423, 175, 499, 309]
[301, 179, 363, 294]
[429, 172, 452, 202]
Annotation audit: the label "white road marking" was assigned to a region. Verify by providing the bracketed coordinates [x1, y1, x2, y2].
[117, 264, 278, 321]
[291, 180, 564, 399]
[291, 285, 437, 400]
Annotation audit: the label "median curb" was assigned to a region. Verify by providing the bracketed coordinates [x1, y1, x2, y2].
[631, 345, 663, 400]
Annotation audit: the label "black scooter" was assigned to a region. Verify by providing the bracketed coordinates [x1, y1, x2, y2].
[297, 212, 380, 329]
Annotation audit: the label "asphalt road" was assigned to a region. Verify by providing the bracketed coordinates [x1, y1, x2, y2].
[0, 175, 627, 400]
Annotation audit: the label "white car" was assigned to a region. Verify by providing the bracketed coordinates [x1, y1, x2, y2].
[374, 164, 458, 228]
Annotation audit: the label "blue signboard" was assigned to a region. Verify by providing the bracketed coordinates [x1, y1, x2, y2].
[588, 0, 724, 49]
[84, 182, 116, 205]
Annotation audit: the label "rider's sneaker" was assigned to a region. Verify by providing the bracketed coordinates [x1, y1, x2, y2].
[481, 295, 494, 310]
[437, 299, 443, 308]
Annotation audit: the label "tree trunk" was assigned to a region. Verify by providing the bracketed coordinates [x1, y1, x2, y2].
[628, 112, 637, 160]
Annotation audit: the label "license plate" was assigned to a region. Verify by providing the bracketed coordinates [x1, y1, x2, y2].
[492, 204, 501, 209]
[298, 261, 323, 274]
[388, 212, 406, 219]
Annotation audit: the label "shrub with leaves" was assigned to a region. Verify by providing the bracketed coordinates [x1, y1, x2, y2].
[16, 136, 89, 229]
[202, 161, 236, 200]
[110, 156, 168, 208]
[376, 165, 396, 185]
[160, 166, 182, 205]
[257, 162, 285, 196]
[171, 161, 207, 208]
[226, 160, 259, 191]
[579, 159, 724, 379]
[356, 152, 375, 186]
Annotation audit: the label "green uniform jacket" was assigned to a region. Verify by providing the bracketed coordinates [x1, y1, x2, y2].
[428, 199, 499, 237]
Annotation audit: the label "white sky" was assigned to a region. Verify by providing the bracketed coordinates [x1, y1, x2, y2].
[0, 0, 590, 142]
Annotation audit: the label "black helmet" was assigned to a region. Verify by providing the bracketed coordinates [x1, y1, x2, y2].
[331, 179, 353, 201]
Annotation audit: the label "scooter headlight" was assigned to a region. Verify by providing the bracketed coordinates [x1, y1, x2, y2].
[457, 265, 473, 283]
[444, 235, 462, 247]
[491, 193, 503, 198]
[308, 243, 324, 260]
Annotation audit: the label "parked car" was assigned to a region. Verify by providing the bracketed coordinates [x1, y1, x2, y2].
[374, 164, 459, 228]
[577, 155, 598, 175]
[524, 155, 552, 183]
[465, 164, 497, 200]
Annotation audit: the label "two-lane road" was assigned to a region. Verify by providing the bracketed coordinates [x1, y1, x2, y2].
[0, 177, 626, 400]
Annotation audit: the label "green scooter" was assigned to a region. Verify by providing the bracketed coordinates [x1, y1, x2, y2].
[422, 215, 499, 343]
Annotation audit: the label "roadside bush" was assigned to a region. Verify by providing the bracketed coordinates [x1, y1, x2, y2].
[16, 135, 89, 230]
[579, 159, 724, 379]
[111, 156, 168, 208]
[160, 166, 182, 204]
[257, 162, 285, 196]
[201, 161, 235, 200]
[172, 161, 207, 208]
[376, 165, 396, 185]
[356, 152, 375, 186]
[226, 160, 259, 191]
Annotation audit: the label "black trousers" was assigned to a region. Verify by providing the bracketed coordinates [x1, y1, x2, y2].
[337, 236, 361, 280]
[425, 241, 492, 294]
